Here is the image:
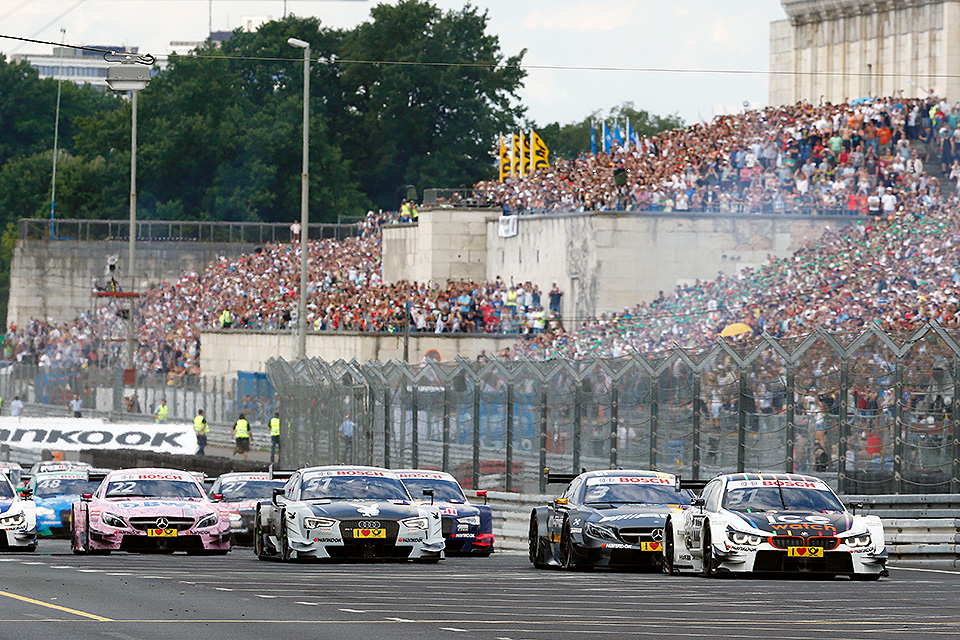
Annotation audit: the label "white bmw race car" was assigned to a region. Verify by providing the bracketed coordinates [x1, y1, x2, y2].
[663, 473, 888, 580]
[0, 470, 37, 551]
[254, 465, 445, 562]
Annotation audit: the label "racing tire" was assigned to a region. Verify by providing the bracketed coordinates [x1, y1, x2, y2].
[701, 526, 717, 577]
[528, 518, 548, 569]
[662, 523, 676, 575]
[414, 553, 442, 564]
[279, 517, 294, 562]
[24, 543, 37, 553]
[254, 521, 268, 560]
[559, 520, 577, 570]
[851, 573, 881, 582]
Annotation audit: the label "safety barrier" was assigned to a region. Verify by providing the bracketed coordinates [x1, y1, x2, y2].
[484, 491, 960, 565]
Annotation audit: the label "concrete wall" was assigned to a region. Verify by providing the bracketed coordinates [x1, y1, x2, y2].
[200, 330, 519, 378]
[382, 209, 493, 284]
[7, 239, 257, 328]
[485, 211, 857, 320]
[772, 0, 960, 105]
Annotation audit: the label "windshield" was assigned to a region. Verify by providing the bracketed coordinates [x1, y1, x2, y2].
[104, 479, 204, 499]
[722, 486, 845, 513]
[300, 475, 411, 501]
[34, 477, 100, 497]
[215, 479, 285, 501]
[400, 478, 466, 503]
[0, 478, 13, 499]
[583, 479, 692, 506]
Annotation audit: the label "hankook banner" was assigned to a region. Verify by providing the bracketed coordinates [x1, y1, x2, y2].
[0, 418, 198, 455]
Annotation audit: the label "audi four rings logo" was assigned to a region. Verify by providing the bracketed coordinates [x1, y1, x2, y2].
[358, 521, 381, 529]
[155, 517, 169, 529]
[652, 529, 664, 542]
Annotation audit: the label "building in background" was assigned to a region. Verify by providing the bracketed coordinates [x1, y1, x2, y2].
[770, 0, 960, 105]
[12, 46, 144, 88]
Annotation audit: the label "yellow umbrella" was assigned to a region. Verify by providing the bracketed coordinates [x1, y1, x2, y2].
[720, 322, 753, 338]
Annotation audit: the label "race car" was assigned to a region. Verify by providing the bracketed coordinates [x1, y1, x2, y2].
[528, 469, 695, 570]
[396, 469, 494, 555]
[662, 473, 888, 579]
[207, 471, 286, 544]
[71, 467, 231, 555]
[254, 465, 445, 562]
[28, 468, 104, 537]
[0, 462, 23, 487]
[0, 471, 37, 551]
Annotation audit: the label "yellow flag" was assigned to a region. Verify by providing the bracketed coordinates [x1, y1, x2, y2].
[530, 130, 550, 172]
[511, 133, 520, 178]
[499, 135, 510, 182]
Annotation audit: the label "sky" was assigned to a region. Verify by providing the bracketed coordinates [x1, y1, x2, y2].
[0, 0, 790, 126]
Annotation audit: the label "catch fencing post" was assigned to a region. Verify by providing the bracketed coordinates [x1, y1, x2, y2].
[472, 381, 481, 490]
[649, 376, 659, 471]
[506, 382, 515, 492]
[692, 374, 701, 481]
[785, 366, 795, 474]
[737, 373, 746, 474]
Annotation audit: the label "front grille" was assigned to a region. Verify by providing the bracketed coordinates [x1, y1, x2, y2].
[129, 516, 195, 531]
[441, 518, 453, 537]
[616, 527, 660, 545]
[769, 535, 839, 550]
[340, 520, 400, 541]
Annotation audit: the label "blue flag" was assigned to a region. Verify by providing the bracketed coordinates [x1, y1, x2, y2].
[626, 119, 634, 150]
[590, 123, 596, 155]
[602, 122, 613, 154]
[613, 121, 624, 146]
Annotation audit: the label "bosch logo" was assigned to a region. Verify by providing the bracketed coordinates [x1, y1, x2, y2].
[155, 518, 169, 529]
[358, 521, 381, 529]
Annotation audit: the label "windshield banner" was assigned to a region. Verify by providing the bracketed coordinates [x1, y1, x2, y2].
[0, 417, 197, 455]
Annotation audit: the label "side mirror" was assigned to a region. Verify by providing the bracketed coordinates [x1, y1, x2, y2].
[272, 487, 285, 505]
[851, 501, 864, 515]
[476, 489, 488, 505]
[554, 497, 568, 507]
[211, 493, 224, 502]
[692, 497, 705, 508]
[81, 493, 93, 502]
[422, 488, 434, 505]
[17, 489, 31, 499]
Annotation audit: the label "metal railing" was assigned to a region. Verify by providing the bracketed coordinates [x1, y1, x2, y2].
[422, 189, 499, 209]
[19, 219, 364, 244]
[266, 322, 960, 495]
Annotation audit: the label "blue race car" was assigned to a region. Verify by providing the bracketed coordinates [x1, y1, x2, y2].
[28, 468, 104, 537]
[396, 470, 494, 556]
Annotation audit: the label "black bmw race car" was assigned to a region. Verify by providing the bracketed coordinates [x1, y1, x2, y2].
[528, 469, 695, 570]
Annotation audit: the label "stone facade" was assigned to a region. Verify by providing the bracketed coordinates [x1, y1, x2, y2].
[770, 0, 960, 105]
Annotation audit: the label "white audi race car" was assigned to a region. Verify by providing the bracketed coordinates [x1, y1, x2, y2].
[254, 465, 445, 562]
[0, 471, 37, 551]
[663, 473, 888, 579]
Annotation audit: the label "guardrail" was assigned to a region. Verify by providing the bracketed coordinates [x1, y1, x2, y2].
[485, 491, 960, 565]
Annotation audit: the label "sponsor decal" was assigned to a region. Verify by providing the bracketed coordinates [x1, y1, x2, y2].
[0, 417, 195, 454]
[398, 536, 423, 542]
[851, 547, 876, 554]
[640, 542, 661, 551]
[457, 524, 469, 531]
[599, 513, 667, 522]
[311, 469, 387, 478]
[452, 533, 475, 539]
[147, 529, 177, 538]
[787, 547, 824, 558]
[572, 518, 582, 526]
[440, 508, 458, 516]
[355, 504, 381, 517]
[314, 537, 343, 543]
[353, 528, 386, 539]
[570, 527, 582, 534]
[116, 501, 197, 510]
[728, 545, 758, 553]
[726, 478, 831, 491]
[586, 476, 673, 486]
[397, 472, 447, 480]
[600, 543, 633, 549]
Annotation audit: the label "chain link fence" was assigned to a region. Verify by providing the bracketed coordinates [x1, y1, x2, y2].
[267, 322, 960, 495]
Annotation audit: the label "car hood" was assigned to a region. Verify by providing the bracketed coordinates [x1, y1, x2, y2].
[103, 499, 216, 518]
[308, 501, 421, 521]
[225, 499, 263, 513]
[587, 504, 687, 526]
[0, 498, 14, 514]
[433, 502, 480, 518]
[35, 495, 80, 512]
[730, 510, 854, 535]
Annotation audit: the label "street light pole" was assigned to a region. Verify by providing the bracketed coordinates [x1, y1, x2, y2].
[288, 37, 310, 360]
[105, 54, 153, 375]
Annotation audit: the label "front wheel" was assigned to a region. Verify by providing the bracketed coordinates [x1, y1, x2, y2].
[529, 518, 548, 568]
[559, 520, 576, 570]
[851, 573, 881, 582]
[701, 526, 717, 577]
[662, 524, 676, 575]
[279, 517, 293, 562]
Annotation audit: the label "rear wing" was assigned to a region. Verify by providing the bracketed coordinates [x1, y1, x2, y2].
[268, 466, 295, 481]
[676, 476, 708, 494]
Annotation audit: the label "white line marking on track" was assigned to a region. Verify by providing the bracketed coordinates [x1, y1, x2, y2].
[891, 566, 960, 575]
[385, 617, 415, 622]
[339, 608, 367, 613]
[76, 569, 103, 573]
[441, 627, 468, 632]
[215, 588, 234, 591]
[256, 595, 277, 599]
[296, 602, 319, 606]
[106, 573, 132, 576]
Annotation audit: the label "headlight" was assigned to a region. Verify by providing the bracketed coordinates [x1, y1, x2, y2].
[196, 512, 219, 529]
[458, 515, 480, 526]
[401, 517, 429, 531]
[727, 529, 763, 546]
[303, 517, 338, 530]
[0, 512, 25, 527]
[585, 522, 618, 541]
[101, 512, 127, 528]
[843, 534, 872, 548]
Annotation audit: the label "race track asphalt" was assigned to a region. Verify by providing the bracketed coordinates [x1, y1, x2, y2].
[0, 540, 958, 640]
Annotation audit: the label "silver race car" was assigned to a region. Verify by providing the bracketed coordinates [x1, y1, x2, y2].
[254, 465, 445, 562]
[663, 473, 887, 579]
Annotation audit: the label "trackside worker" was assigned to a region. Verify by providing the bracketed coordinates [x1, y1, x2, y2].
[269, 412, 281, 463]
[154, 399, 168, 422]
[219, 309, 233, 328]
[194, 409, 209, 456]
[233, 413, 251, 461]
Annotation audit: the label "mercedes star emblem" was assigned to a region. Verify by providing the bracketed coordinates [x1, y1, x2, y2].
[652, 528, 664, 542]
[156, 517, 169, 529]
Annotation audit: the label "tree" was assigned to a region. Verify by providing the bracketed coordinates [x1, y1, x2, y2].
[537, 102, 684, 160]
[336, 0, 526, 208]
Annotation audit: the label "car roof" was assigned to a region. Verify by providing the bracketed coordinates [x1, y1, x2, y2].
[215, 472, 271, 481]
[393, 469, 460, 483]
[580, 469, 677, 480]
[105, 468, 200, 481]
[299, 465, 400, 479]
[716, 472, 826, 484]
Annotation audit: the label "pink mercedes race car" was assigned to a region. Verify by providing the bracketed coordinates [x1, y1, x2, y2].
[71, 468, 231, 555]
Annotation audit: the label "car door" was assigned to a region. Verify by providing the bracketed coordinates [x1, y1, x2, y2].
[547, 476, 581, 543]
[687, 479, 721, 555]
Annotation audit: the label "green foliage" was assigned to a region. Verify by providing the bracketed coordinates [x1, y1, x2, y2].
[537, 102, 684, 160]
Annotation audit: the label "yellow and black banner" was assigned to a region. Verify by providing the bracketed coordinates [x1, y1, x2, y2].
[499, 135, 510, 182]
[530, 130, 549, 172]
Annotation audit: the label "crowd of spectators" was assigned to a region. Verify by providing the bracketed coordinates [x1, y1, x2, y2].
[8, 96, 960, 375]
[477, 95, 958, 217]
